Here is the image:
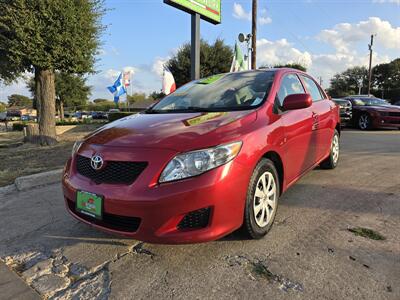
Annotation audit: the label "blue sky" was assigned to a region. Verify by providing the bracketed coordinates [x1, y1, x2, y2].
[1, 0, 400, 101]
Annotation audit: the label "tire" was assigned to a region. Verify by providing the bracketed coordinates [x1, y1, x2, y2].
[243, 158, 280, 239]
[358, 113, 372, 130]
[320, 129, 340, 169]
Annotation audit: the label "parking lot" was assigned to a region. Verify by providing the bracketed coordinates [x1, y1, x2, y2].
[0, 130, 399, 300]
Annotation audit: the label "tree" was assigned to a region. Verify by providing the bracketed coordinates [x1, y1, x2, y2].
[166, 39, 233, 88]
[0, 102, 6, 112]
[88, 99, 115, 111]
[327, 66, 368, 98]
[7, 94, 32, 107]
[274, 63, 307, 72]
[28, 72, 91, 117]
[0, 0, 105, 145]
[55, 73, 91, 118]
[127, 93, 147, 105]
[372, 58, 400, 101]
[149, 91, 165, 101]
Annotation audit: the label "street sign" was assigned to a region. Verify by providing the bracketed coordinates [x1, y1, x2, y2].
[164, 0, 221, 25]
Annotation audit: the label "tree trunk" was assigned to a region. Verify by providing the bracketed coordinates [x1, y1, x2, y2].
[60, 99, 65, 121]
[37, 69, 57, 145]
[34, 68, 41, 122]
[24, 123, 40, 144]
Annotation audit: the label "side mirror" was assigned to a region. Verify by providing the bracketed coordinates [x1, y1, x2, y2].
[282, 93, 312, 111]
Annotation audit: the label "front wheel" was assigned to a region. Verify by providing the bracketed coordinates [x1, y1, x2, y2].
[243, 158, 280, 239]
[358, 113, 372, 130]
[320, 129, 340, 169]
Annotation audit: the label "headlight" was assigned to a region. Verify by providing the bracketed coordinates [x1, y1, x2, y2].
[71, 140, 83, 157]
[159, 141, 242, 183]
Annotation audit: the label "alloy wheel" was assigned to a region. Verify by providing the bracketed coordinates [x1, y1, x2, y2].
[332, 134, 340, 164]
[359, 115, 369, 130]
[253, 172, 277, 228]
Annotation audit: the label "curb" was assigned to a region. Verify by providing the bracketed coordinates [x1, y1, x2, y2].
[0, 169, 63, 196]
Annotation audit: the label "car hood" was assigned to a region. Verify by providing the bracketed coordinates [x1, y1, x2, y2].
[84, 110, 257, 152]
[355, 105, 400, 112]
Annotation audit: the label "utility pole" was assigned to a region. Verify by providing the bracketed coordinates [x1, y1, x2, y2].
[318, 76, 323, 86]
[191, 13, 200, 80]
[251, 0, 257, 70]
[367, 34, 374, 96]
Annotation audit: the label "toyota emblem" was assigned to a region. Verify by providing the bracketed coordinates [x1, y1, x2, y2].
[90, 155, 104, 170]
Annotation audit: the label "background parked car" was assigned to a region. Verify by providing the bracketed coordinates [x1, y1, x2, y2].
[345, 96, 400, 130]
[332, 98, 352, 126]
[91, 111, 108, 120]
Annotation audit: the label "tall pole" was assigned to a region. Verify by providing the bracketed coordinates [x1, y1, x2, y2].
[251, 0, 257, 70]
[367, 34, 374, 96]
[191, 13, 200, 80]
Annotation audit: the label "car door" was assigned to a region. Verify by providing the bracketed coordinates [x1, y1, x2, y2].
[275, 73, 315, 183]
[300, 75, 333, 161]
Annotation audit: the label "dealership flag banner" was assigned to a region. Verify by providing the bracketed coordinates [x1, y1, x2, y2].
[162, 67, 176, 95]
[230, 42, 247, 72]
[107, 72, 127, 103]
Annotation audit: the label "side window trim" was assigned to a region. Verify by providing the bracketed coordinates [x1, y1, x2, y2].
[273, 72, 306, 114]
[299, 75, 324, 102]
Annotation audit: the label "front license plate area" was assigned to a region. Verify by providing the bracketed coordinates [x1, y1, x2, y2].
[76, 191, 103, 220]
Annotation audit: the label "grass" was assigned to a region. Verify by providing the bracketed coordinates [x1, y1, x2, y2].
[0, 124, 101, 186]
[347, 227, 386, 240]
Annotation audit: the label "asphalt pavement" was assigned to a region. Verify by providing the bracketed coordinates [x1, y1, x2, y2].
[0, 129, 399, 299]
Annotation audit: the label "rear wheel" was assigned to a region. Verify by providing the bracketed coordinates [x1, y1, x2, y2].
[320, 129, 340, 169]
[358, 113, 372, 130]
[243, 158, 280, 239]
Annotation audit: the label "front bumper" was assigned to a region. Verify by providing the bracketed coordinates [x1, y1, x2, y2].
[372, 115, 400, 128]
[62, 145, 251, 244]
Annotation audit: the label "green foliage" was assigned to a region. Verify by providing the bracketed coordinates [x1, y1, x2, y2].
[274, 63, 307, 72]
[87, 100, 115, 111]
[327, 66, 368, 98]
[0, 0, 106, 82]
[372, 58, 400, 102]
[108, 112, 135, 122]
[127, 93, 147, 104]
[166, 38, 233, 88]
[7, 94, 32, 107]
[149, 91, 165, 101]
[55, 72, 91, 110]
[0, 102, 7, 112]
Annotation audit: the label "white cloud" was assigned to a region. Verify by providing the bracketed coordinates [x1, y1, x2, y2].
[259, 16, 272, 25]
[318, 17, 400, 53]
[233, 3, 251, 21]
[233, 3, 272, 25]
[152, 57, 169, 77]
[257, 38, 312, 68]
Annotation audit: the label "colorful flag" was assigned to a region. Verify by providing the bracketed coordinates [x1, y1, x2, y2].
[162, 66, 176, 95]
[107, 73, 127, 103]
[230, 42, 247, 72]
[123, 71, 131, 88]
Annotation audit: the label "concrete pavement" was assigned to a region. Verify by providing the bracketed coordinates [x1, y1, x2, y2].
[0, 129, 399, 299]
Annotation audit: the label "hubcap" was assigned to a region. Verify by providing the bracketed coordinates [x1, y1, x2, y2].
[332, 134, 340, 164]
[253, 172, 277, 228]
[359, 115, 369, 129]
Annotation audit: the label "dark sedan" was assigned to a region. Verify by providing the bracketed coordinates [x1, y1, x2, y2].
[345, 96, 400, 130]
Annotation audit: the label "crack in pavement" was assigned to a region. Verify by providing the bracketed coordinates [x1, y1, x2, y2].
[1, 241, 156, 299]
[224, 254, 304, 293]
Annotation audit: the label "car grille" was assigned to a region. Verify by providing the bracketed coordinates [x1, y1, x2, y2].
[388, 112, 400, 117]
[177, 207, 211, 230]
[67, 199, 141, 232]
[76, 155, 148, 185]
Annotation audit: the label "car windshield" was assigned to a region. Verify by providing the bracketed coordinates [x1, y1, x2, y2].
[352, 98, 389, 106]
[149, 71, 275, 113]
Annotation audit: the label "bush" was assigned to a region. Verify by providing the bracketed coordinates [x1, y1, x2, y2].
[12, 122, 27, 131]
[56, 120, 80, 126]
[108, 112, 135, 122]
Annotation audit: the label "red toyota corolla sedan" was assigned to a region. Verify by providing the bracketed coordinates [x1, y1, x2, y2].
[62, 68, 340, 244]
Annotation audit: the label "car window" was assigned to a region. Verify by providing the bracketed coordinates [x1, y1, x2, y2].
[276, 74, 305, 106]
[301, 76, 324, 102]
[151, 71, 275, 112]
